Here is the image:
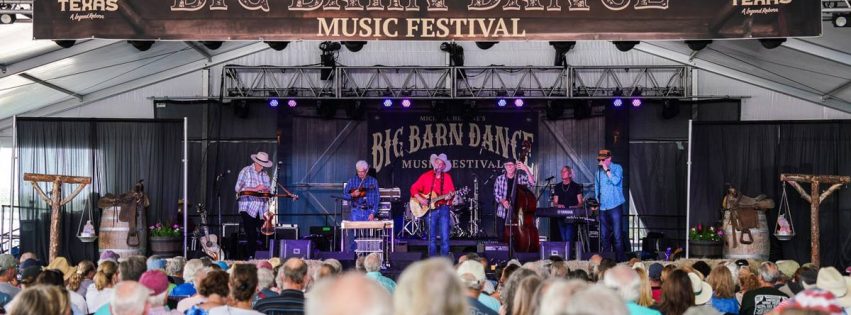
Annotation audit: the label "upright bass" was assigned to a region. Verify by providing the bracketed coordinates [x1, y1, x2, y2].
[503, 140, 540, 252]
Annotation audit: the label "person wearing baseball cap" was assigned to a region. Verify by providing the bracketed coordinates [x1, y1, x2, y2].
[0, 254, 20, 299]
[457, 260, 498, 315]
[235, 151, 275, 259]
[594, 149, 626, 262]
[139, 270, 174, 315]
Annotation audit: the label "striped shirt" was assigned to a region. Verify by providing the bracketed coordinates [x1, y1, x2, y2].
[235, 165, 272, 218]
[342, 175, 380, 216]
[253, 289, 305, 315]
[493, 173, 530, 218]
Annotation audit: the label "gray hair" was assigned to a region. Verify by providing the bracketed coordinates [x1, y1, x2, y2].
[538, 279, 591, 315]
[394, 258, 467, 315]
[147, 290, 168, 308]
[307, 273, 392, 315]
[758, 261, 781, 283]
[324, 259, 343, 273]
[119, 256, 147, 281]
[563, 285, 628, 315]
[110, 281, 150, 315]
[257, 268, 275, 290]
[356, 160, 369, 171]
[165, 257, 185, 277]
[602, 265, 641, 302]
[364, 253, 382, 273]
[183, 259, 204, 285]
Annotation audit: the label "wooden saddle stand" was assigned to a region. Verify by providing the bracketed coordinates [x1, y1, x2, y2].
[98, 180, 150, 247]
[722, 185, 774, 248]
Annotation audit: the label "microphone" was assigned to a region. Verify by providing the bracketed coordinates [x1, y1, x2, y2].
[545, 176, 555, 181]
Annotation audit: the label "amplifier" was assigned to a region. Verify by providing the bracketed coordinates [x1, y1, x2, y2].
[540, 241, 571, 260]
[280, 240, 312, 259]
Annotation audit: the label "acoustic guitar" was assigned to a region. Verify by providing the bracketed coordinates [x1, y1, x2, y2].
[408, 187, 468, 218]
[197, 204, 222, 260]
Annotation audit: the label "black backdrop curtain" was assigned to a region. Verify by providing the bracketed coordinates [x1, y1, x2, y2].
[16, 118, 183, 264]
[629, 142, 688, 247]
[690, 121, 851, 268]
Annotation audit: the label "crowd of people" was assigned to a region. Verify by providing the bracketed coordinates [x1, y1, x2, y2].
[0, 250, 849, 315]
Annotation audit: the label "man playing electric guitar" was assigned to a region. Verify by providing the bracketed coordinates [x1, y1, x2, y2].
[410, 153, 455, 257]
[235, 151, 274, 259]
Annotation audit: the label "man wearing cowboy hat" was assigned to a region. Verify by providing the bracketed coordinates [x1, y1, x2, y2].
[235, 151, 274, 259]
[493, 158, 535, 241]
[594, 149, 626, 262]
[410, 153, 456, 257]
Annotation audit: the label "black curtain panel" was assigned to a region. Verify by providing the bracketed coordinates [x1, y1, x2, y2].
[690, 121, 851, 268]
[16, 118, 183, 263]
[629, 142, 688, 247]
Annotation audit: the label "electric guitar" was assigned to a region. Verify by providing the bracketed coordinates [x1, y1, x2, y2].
[197, 204, 223, 260]
[408, 187, 469, 218]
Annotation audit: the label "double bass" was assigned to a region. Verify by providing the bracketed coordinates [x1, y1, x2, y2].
[503, 140, 540, 252]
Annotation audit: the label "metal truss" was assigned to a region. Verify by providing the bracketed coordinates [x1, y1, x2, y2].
[220, 65, 691, 100]
[823, 0, 851, 19]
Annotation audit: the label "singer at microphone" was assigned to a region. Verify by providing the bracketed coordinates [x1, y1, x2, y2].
[594, 149, 626, 262]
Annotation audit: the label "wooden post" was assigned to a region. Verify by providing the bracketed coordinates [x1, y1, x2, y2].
[780, 173, 850, 267]
[22, 173, 91, 262]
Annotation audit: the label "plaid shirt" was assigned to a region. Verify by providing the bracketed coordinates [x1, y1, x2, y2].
[234, 165, 272, 218]
[342, 175, 380, 216]
[494, 173, 529, 218]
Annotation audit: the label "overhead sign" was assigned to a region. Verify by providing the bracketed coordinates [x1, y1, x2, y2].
[34, 0, 820, 40]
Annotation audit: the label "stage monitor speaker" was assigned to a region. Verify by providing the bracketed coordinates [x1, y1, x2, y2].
[541, 241, 571, 260]
[254, 250, 272, 259]
[275, 224, 299, 240]
[280, 240, 312, 259]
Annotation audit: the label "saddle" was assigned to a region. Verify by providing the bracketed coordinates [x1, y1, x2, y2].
[722, 185, 774, 247]
[98, 180, 150, 247]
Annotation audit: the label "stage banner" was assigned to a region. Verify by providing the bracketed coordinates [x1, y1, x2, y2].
[368, 110, 537, 216]
[34, 0, 819, 40]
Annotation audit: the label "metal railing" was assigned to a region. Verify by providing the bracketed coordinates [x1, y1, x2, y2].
[627, 213, 686, 253]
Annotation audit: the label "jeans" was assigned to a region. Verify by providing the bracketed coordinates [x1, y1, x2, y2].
[428, 205, 451, 257]
[598, 205, 625, 262]
[558, 220, 576, 259]
[240, 211, 262, 259]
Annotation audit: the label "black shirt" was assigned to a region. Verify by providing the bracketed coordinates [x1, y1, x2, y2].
[740, 286, 789, 315]
[554, 181, 583, 207]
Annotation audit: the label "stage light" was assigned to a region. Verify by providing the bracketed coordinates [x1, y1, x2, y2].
[383, 99, 393, 108]
[475, 42, 498, 50]
[497, 99, 507, 107]
[342, 41, 367, 52]
[514, 98, 524, 108]
[0, 13, 15, 24]
[269, 99, 279, 107]
[832, 13, 850, 27]
[759, 38, 786, 49]
[401, 99, 412, 108]
[287, 99, 297, 107]
[613, 98, 623, 107]
[631, 98, 642, 107]
[685, 40, 712, 51]
[54, 40, 76, 49]
[265, 41, 290, 51]
[200, 41, 223, 50]
[128, 41, 155, 52]
[613, 41, 640, 52]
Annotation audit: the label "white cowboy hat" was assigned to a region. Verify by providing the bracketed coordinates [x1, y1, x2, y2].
[688, 272, 713, 306]
[251, 151, 274, 168]
[817, 267, 848, 302]
[429, 153, 452, 173]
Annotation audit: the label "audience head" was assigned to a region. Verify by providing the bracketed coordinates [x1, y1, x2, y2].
[602, 265, 641, 303]
[139, 270, 169, 307]
[199, 270, 229, 298]
[394, 258, 467, 315]
[503, 268, 542, 314]
[690, 261, 711, 279]
[94, 260, 119, 290]
[68, 260, 96, 292]
[538, 279, 591, 315]
[661, 264, 677, 283]
[98, 250, 120, 265]
[549, 261, 569, 279]
[648, 263, 663, 283]
[706, 265, 735, 299]
[317, 264, 338, 281]
[456, 260, 487, 293]
[758, 261, 782, 285]
[229, 264, 258, 302]
[256, 267, 275, 291]
[364, 253, 383, 273]
[739, 272, 761, 292]
[165, 256, 185, 278]
[110, 281, 150, 315]
[688, 272, 713, 306]
[794, 266, 819, 289]
[566, 269, 591, 282]
[0, 254, 17, 280]
[119, 256, 147, 281]
[563, 285, 629, 315]
[511, 273, 544, 315]
[7, 284, 70, 315]
[658, 269, 695, 315]
[323, 259, 343, 274]
[145, 256, 165, 271]
[279, 258, 308, 290]
[596, 258, 616, 281]
[34, 269, 65, 287]
[355, 256, 366, 273]
[19, 266, 41, 288]
[816, 267, 848, 302]
[45, 257, 76, 283]
[19, 252, 37, 263]
[182, 259, 205, 286]
[307, 273, 392, 315]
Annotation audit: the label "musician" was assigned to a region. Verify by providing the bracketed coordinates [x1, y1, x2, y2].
[235, 151, 273, 259]
[552, 165, 583, 258]
[342, 160, 380, 221]
[594, 149, 626, 262]
[493, 158, 536, 239]
[410, 153, 455, 257]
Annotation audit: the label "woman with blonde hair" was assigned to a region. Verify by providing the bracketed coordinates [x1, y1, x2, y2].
[706, 266, 739, 314]
[67, 260, 95, 296]
[85, 260, 118, 312]
[634, 267, 655, 307]
[510, 275, 543, 315]
[394, 258, 467, 315]
[8, 285, 71, 315]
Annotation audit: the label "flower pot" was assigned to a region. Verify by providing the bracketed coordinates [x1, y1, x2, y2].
[149, 236, 182, 257]
[689, 240, 723, 258]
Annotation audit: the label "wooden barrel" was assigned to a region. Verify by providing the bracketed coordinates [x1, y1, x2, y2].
[99, 206, 147, 257]
[722, 210, 769, 260]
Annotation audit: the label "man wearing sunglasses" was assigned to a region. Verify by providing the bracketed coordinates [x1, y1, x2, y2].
[594, 149, 626, 262]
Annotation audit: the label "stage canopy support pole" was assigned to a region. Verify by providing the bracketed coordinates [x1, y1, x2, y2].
[22, 173, 91, 262]
[780, 173, 850, 267]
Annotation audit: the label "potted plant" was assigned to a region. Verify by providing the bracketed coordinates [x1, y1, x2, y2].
[149, 223, 182, 257]
[688, 223, 723, 258]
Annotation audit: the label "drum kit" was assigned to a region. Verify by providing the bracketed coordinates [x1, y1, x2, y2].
[400, 176, 484, 239]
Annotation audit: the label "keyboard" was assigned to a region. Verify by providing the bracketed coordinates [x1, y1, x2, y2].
[535, 207, 593, 218]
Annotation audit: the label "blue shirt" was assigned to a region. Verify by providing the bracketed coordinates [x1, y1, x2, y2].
[366, 271, 396, 294]
[594, 163, 625, 210]
[710, 296, 740, 315]
[342, 175, 380, 216]
[627, 302, 662, 315]
[171, 283, 196, 297]
[478, 293, 500, 313]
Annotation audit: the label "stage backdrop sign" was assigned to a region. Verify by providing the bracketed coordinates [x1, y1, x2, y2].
[34, 0, 819, 40]
[368, 111, 537, 212]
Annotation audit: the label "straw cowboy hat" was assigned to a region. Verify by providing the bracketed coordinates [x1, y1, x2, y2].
[430, 153, 452, 173]
[251, 151, 274, 168]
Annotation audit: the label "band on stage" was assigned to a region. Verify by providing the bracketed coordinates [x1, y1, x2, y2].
[234, 148, 627, 261]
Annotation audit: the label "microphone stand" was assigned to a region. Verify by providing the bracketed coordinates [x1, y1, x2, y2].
[215, 171, 226, 239]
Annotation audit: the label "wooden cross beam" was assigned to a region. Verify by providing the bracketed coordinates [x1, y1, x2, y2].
[780, 173, 850, 267]
[23, 173, 92, 262]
